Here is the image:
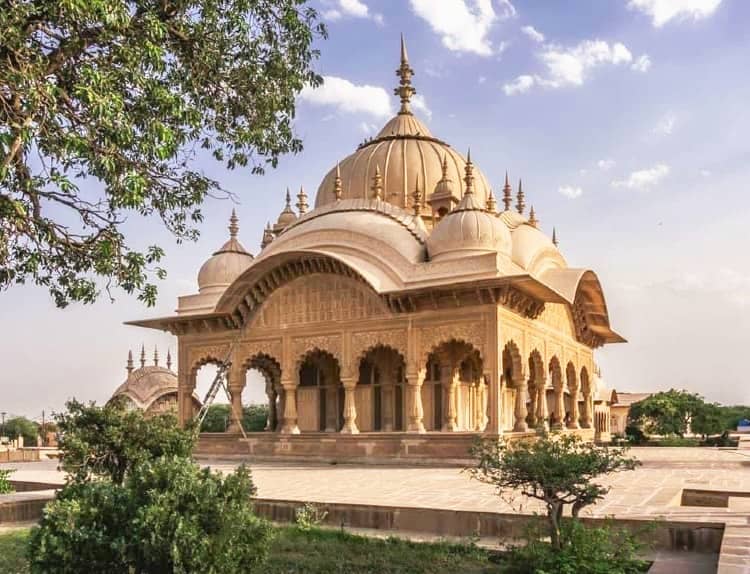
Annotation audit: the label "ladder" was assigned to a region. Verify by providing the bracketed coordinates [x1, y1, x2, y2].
[194, 337, 248, 441]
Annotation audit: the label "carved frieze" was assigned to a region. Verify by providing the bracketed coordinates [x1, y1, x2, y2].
[351, 329, 408, 361]
[237, 340, 283, 365]
[187, 343, 231, 372]
[418, 321, 486, 364]
[292, 334, 343, 365]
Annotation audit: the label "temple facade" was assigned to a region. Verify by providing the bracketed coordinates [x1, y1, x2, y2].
[130, 39, 624, 461]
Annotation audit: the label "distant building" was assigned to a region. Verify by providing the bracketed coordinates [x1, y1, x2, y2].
[610, 392, 652, 436]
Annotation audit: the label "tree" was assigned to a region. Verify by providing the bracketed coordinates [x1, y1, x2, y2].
[691, 402, 725, 438]
[1, 0, 325, 307]
[628, 389, 705, 437]
[3, 415, 39, 445]
[469, 433, 640, 550]
[199, 403, 269, 432]
[56, 399, 194, 484]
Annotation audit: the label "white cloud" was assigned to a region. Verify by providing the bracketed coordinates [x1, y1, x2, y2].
[409, 0, 516, 56]
[299, 76, 392, 118]
[612, 163, 670, 191]
[411, 94, 432, 119]
[503, 74, 535, 95]
[359, 121, 378, 134]
[628, 0, 722, 27]
[598, 158, 616, 171]
[653, 112, 677, 135]
[521, 25, 544, 42]
[323, 0, 383, 24]
[664, 268, 750, 307]
[700, 169, 711, 177]
[478, 76, 487, 84]
[558, 185, 583, 199]
[631, 54, 652, 72]
[578, 168, 588, 176]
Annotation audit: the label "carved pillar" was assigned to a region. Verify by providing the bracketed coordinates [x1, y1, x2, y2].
[405, 369, 426, 433]
[381, 361, 395, 432]
[280, 379, 300, 434]
[178, 371, 197, 428]
[513, 379, 528, 432]
[526, 378, 538, 428]
[274, 383, 284, 432]
[485, 371, 501, 434]
[535, 379, 549, 430]
[340, 377, 359, 434]
[442, 365, 460, 432]
[580, 391, 592, 428]
[264, 381, 277, 431]
[568, 384, 581, 430]
[226, 365, 245, 433]
[552, 383, 564, 430]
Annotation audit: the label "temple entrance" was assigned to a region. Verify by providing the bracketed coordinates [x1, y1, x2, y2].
[298, 350, 341, 432]
[358, 346, 406, 432]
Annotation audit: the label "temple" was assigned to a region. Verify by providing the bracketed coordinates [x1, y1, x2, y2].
[128, 38, 624, 462]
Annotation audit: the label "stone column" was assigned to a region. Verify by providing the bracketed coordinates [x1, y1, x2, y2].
[274, 384, 284, 432]
[552, 383, 564, 430]
[568, 385, 581, 430]
[513, 379, 529, 432]
[581, 392, 593, 429]
[406, 369, 426, 433]
[484, 371, 501, 434]
[440, 365, 459, 431]
[280, 380, 300, 434]
[264, 382, 277, 431]
[526, 379, 538, 428]
[535, 381, 549, 431]
[227, 385, 244, 433]
[340, 377, 359, 434]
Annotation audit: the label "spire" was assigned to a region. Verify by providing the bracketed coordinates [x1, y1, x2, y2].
[412, 174, 423, 216]
[333, 162, 343, 201]
[228, 209, 239, 238]
[502, 172, 513, 211]
[261, 222, 274, 249]
[166, 349, 172, 371]
[394, 34, 416, 115]
[528, 205, 538, 228]
[371, 164, 384, 200]
[486, 190, 497, 214]
[296, 185, 308, 215]
[552, 227, 559, 247]
[153, 346, 159, 367]
[126, 350, 134, 375]
[285, 188, 292, 210]
[140, 344, 146, 368]
[463, 148, 474, 196]
[516, 179, 526, 214]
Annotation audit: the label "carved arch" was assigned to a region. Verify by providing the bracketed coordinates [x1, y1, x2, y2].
[549, 356, 563, 389]
[580, 366, 591, 395]
[566, 361, 578, 391]
[502, 341, 524, 387]
[418, 322, 485, 367]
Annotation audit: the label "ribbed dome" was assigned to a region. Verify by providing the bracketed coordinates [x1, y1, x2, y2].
[197, 211, 253, 294]
[427, 161, 511, 262]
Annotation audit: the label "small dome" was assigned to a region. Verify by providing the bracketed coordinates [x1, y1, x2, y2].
[427, 157, 512, 261]
[197, 211, 253, 293]
[511, 222, 565, 273]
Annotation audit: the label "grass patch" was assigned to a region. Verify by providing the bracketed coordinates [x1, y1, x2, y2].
[0, 526, 495, 574]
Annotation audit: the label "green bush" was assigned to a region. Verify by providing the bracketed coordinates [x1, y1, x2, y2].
[244, 404, 270, 431]
[0, 469, 15, 494]
[503, 520, 649, 574]
[3, 416, 39, 446]
[200, 403, 269, 433]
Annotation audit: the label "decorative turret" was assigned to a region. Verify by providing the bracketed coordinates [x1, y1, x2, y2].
[552, 227, 559, 247]
[486, 190, 497, 214]
[428, 155, 459, 218]
[528, 206, 538, 228]
[333, 162, 343, 201]
[412, 175, 423, 216]
[296, 186, 308, 215]
[153, 346, 159, 367]
[197, 211, 254, 294]
[260, 222, 274, 249]
[371, 164, 384, 200]
[166, 350, 172, 371]
[516, 179, 526, 214]
[126, 350, 134, 375]
[502, 172, 513, 211]
[272, 189, 297, 235]
[394, 34, 416, 115]
[463, 149, 475, 194]
[140, 344, 146, 368]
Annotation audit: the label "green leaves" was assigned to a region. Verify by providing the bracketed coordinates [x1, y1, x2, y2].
[1, 0, 326, 307]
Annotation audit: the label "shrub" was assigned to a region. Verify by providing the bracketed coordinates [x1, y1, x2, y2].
[295, 502, 329, 531]
[504, 520, 649, 574]
[3, 416, 39, 446]
[244, 404, 270, 431]
[0, 469, 15, 494]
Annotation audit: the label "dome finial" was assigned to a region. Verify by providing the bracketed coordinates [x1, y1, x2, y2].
[140, 344, 146, 368]
[552, 227, 559, 246]
[126, 350, 134, 375]
[516, 178, 526, 214]
[528, 205, 539, 228]
[463, 148, 475, 196]
[228, 209, 239, 238]
[166, 349, 172, 371]
[296, 185, 308, 215]
[261, 222, 274, 249]
[285, 188, 292, 209]
[502, 172, 513, 211]
[441, 154, 449, 178]
[395, 34, 416, 115]
[412, 174, 423, 216]
[333, 162, 343, 201]
[371, 164, 384, 200]
[486, 189, 497, 214]
[153, 346, 159, 367]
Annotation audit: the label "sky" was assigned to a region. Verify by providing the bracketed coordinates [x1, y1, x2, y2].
[2, 0, 749, 421]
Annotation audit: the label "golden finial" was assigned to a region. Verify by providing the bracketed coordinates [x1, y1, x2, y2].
[412, 174, 423, 216]
[371, 164, 384, 200]
[153, 346, 159, 367]
[140, 344, 146, 368]
[260, 222, 274, 249]
[126, 350, 134, 375]
[394, 34, 416, 115]
[502, 172, 512, 211]
[528, 205, 538, 228]
[552, 227, 559, 247]
[166, 349, 172, 371]
[285, 188, 292, 209]
[441, 155, 449, 179]
[516, 178, 526, 214]
[296, 185, 308, 215]
[463, 149, 474, 195]
[486, 190, 497, 213]
[228, 209, 239, 238]
[333, 162, 343, 201]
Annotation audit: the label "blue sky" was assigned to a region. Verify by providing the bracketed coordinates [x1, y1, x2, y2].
[2, 0, 749, 420]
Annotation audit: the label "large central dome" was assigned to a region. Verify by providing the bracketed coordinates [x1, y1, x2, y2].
[314, 39, 491, 212]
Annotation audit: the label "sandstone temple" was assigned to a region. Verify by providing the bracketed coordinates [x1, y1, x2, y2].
[129, 38, 624, 461]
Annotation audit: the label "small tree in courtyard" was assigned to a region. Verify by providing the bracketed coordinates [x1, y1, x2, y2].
[469, 433, 640, 550]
